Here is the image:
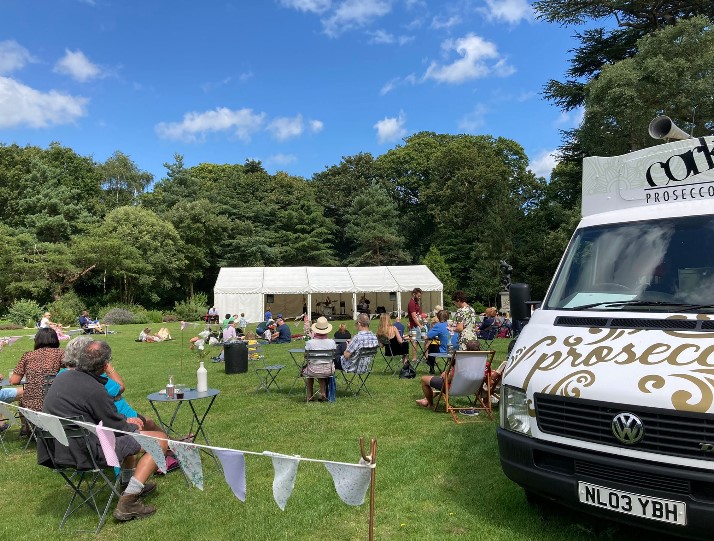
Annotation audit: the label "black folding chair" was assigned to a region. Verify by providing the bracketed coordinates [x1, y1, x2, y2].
[36, 417, 122, 534]
[341, 346, 379, 398]
[478, 326, 498, 350]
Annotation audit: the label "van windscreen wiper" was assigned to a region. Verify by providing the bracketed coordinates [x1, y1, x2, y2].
[567, 300, 701, 311]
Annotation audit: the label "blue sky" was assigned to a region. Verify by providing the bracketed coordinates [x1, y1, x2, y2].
[1, 0, 586, 184]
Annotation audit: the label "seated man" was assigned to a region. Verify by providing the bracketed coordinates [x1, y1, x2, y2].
[207, 306, 219, 324]
[0, 372, 24, 432]
[270, 317, 292, 344]
[42, 340, 169, 521]
[336, 313, 378, 373]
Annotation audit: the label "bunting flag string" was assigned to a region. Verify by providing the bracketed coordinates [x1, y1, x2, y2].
[0, 403, 17, 426]
[18, 407, 69, 446]
[169, 440, 204, 490]
[2, 402, 374, 511]
[95, 421, 120, 467]
[325, 458, 372, 506]
[214, 449, 246, 502]
[265, 452, 300, 511]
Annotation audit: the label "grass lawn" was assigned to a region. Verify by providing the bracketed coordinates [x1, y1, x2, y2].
[0, 322, 681, 540]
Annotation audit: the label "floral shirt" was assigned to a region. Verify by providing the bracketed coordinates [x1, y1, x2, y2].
[13, 347, 65, 411]
[454, 305, 478, 349]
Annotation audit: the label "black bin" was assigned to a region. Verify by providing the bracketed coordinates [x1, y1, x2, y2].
[224, 342, 248, 374]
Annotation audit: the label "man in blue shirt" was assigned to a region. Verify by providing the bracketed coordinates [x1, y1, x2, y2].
[271, 317, 291, 344]
[264, 307, 272, 321]
[426, 310, 451, 374]
[393, 315, 405, 337]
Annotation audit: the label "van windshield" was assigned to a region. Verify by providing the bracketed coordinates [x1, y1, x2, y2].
[544, 215, 714, 312]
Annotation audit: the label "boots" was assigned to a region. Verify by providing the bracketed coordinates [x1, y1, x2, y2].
[112, 494, 156, 521]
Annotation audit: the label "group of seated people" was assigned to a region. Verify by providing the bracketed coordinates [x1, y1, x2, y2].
[256, 316, 291, 344]
[301, 314, 378, 401]
[2, 330, 171, 521]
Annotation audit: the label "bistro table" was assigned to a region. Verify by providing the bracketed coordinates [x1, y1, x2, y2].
[147, 388, 221, 470]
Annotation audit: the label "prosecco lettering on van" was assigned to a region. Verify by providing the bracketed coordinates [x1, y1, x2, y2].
[642, 137, 714, 205]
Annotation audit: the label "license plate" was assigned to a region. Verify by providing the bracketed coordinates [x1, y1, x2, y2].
[578, 482, 686, 526]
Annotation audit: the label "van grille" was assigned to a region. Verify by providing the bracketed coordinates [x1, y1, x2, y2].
[535, 394, 714, 461]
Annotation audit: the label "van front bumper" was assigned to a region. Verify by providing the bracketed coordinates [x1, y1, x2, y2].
[497, 428, 714, 540]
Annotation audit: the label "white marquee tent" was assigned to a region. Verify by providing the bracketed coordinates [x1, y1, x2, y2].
[213, 265, 443, 323]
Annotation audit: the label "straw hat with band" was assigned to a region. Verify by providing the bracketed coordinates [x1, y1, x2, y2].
[311, 316, 333, 335]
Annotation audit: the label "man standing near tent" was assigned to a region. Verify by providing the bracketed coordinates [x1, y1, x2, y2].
[407, 288, 423, 364]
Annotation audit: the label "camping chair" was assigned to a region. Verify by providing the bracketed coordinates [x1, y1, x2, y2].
[340, 345, 379, 398]
[434, 350, 494, 423]
[303, 349, 336, 402]
[478, 325, 498, 350]
[36, 417, 122, 534]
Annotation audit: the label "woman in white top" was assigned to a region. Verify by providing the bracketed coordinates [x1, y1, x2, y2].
[304, 317, 337, 401]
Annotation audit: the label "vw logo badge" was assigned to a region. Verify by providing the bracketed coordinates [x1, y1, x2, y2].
[611, 412, 644, 445]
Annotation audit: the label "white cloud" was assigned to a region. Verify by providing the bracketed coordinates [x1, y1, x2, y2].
[368, 29, 395, 44]
[484, 0, 533, 24]
[517, 90, 536, 102]
[309, 119, 324, 133]
[155, 107, 266, 142]
[239, 71, 254, 81]
[268, 114, 305, 141]
[530, 149, 559, 179]
[280, 0, 331, 13]
[201, 77, 232, 93]
[374, 111, 407, 144]
[0, 76, 88, 128]
[267, 153, 298, 165]
[424, 33, 513, 84]
[322, 0, 392, 37]
[53, 49, 103, 82]
[380, 73, 416, 95]
[430, 15, 461, 29]
[0, 40, 37, 75]
[457, 103, 488, 132]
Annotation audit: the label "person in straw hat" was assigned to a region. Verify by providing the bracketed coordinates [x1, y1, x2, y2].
[304, 316, 337, 401]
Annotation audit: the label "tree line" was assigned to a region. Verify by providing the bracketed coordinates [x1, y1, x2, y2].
[0, 5, 711, 317]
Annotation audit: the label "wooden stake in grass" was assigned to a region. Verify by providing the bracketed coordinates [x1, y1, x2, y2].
[360, 437, 378, 541]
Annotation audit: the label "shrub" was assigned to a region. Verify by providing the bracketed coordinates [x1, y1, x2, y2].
[145, 310, 165, 323]
[48, 291, 85, 326]
[162, 313, 179, 322]
[0, 323, 23, 330]
[173, 293, 209, 322]
[130, 309, 151, 325]
[6, 299, 43, 327]
[102, 308, 135, 325]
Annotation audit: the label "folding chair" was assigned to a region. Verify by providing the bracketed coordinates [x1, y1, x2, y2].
[478, 326, 498, 350]
[434, 350, 494, 423]
[254, 349, 285, 393]
[23, 373, 57, 452]
[303, 349, 336, 402]
[378, 336, 402, 374]
[340, 346, 378, 398]
[36, 417, 122, 534]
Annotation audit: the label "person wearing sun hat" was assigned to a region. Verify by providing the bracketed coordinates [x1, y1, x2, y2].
[303, 317, 336, 401]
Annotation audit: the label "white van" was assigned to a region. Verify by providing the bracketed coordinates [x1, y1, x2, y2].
[498, 129, 714, 539]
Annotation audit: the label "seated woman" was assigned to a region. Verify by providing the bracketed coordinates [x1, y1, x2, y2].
[40, 311, 71, 340]
[376, 313, 409, 366]
[304, 317, 336, 401]
[416, 339, 480, 409]
[79, 310, 103, 333]
[478, 307, 498, 336]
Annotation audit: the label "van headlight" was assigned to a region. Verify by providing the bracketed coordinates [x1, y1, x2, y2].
[501, 386, 532, 436]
